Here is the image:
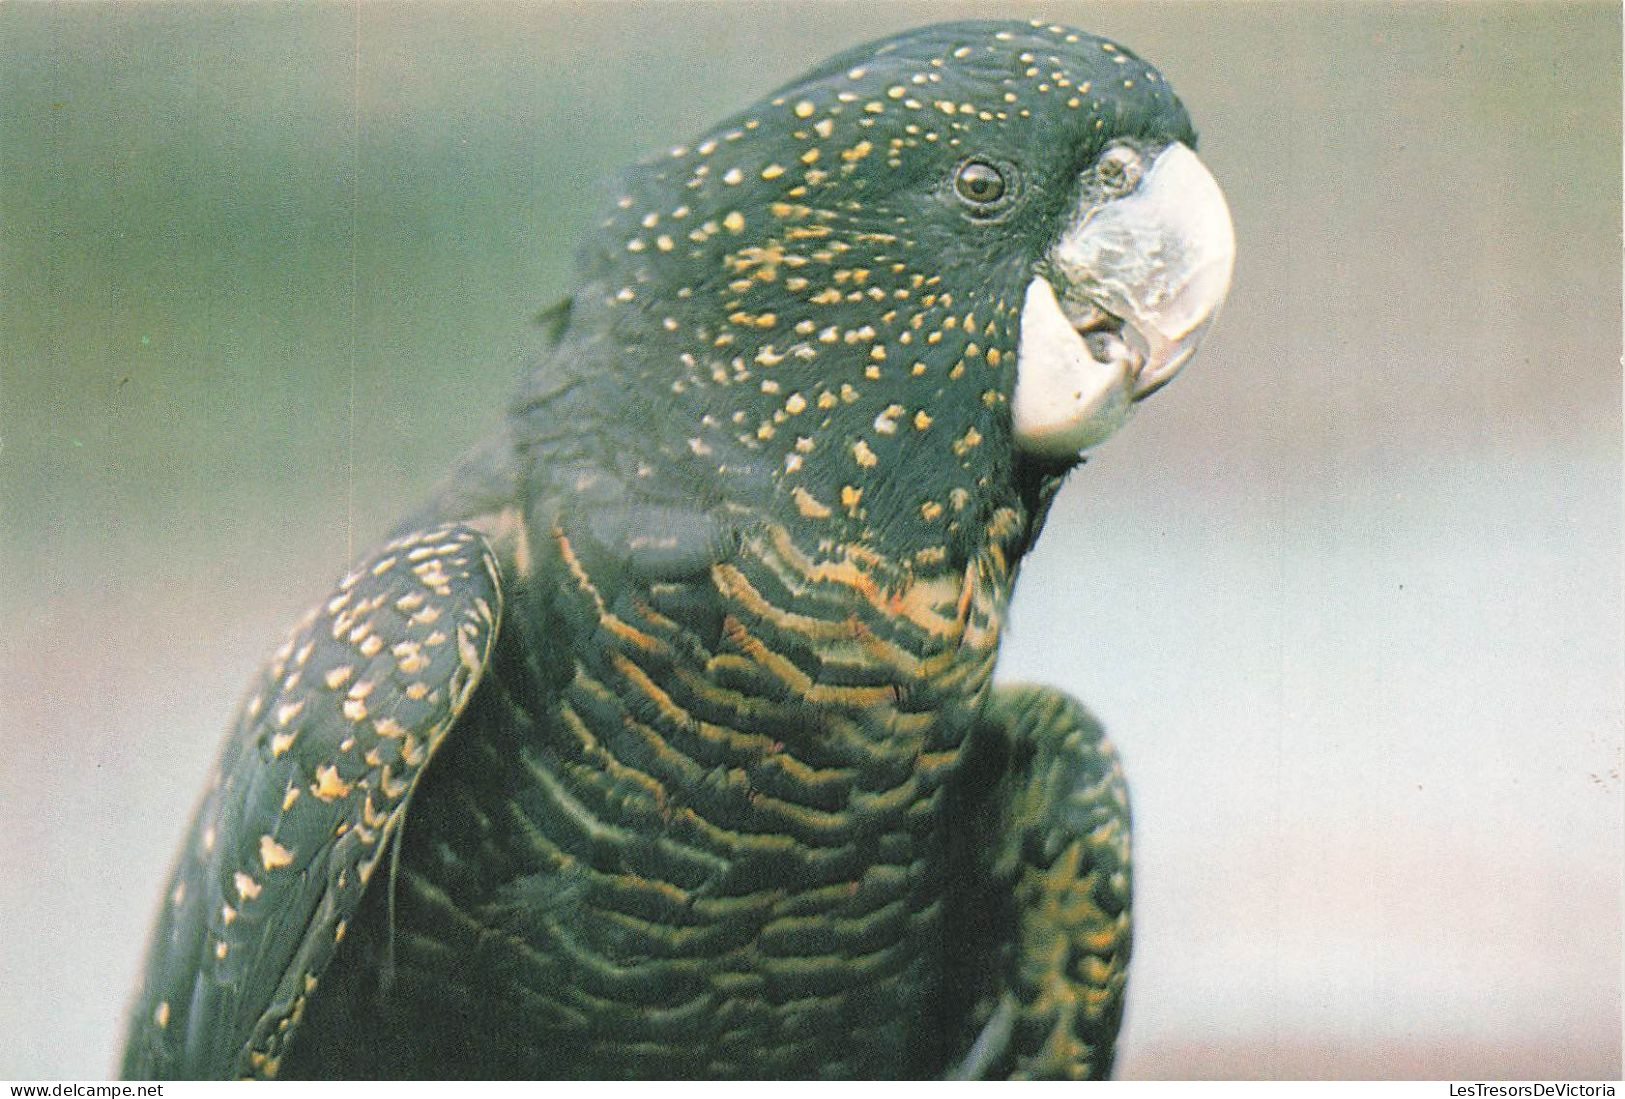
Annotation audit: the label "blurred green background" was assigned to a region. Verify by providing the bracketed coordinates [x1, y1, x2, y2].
[2, 0, 1619, 1080]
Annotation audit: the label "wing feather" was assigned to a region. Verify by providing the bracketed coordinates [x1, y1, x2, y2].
[120, 523, 503, 1079]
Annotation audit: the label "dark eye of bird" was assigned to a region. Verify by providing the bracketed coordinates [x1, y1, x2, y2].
[1095, 144, 1145, 197]
[953, 159, 1009, 212]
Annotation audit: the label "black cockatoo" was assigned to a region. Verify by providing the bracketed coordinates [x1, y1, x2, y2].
[121, 18, 1233, 1080]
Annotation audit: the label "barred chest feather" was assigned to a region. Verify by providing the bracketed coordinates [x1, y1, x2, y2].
[285, 514, 1020, 1079]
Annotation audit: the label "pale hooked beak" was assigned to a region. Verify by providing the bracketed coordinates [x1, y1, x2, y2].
[1012, 141, 1235, 458]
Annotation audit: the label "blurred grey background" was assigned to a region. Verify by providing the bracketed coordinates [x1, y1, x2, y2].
[1, 0, 1619, 1080]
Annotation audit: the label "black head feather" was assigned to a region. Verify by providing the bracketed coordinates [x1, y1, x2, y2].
[520, 19, 1195, 568]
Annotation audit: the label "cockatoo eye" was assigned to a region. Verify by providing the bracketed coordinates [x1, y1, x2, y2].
[953, 159, 1009, 211]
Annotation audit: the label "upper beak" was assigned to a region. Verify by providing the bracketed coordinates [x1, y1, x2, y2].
[1050, 141, 1236, 400]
